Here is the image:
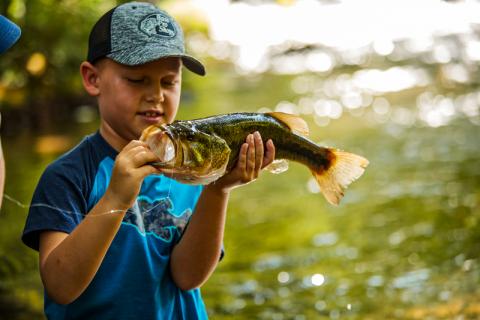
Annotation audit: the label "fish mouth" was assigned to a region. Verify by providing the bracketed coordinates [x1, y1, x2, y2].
[141, 125, 177, 165]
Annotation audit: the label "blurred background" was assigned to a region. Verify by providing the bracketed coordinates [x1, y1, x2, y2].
[1, 0, 480, 319]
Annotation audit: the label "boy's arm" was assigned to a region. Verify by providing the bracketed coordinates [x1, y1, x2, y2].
[0, 139, 4, 208]
[170, 132, 275, 290]
[38, 141, 159, 305]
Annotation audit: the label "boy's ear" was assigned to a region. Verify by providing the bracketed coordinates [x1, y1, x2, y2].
[80, 61, 101, 96]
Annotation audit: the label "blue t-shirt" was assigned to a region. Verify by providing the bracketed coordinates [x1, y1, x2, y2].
[22, 132, 208, 320]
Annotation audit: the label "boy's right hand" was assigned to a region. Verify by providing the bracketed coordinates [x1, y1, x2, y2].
[104, 140, 160, 210]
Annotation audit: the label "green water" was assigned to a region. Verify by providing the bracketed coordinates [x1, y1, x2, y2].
[0, 68, 479, 319]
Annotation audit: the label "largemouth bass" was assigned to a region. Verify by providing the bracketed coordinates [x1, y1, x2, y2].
[140, 112, 369, 205]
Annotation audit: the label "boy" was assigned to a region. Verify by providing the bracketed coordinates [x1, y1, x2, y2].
[0, 14, 21, 208]
[22, 2, 275, 319]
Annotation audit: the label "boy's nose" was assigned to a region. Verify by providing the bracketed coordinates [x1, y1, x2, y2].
[146, 83, 165, 103]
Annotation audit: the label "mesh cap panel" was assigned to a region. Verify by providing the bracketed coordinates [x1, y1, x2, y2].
[87, 8, 114, 63]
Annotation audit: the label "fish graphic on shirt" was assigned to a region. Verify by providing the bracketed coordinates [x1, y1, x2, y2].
[123, 197, 191, 240]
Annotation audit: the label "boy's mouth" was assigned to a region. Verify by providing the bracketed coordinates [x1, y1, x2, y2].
[138, 110, 162, 117]
[137, 110, 163, 123]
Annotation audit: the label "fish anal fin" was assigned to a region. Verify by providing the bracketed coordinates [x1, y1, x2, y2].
[267, 112, 309, 137]
[264, 159, 289, 174]
[312, 150, 369, 205]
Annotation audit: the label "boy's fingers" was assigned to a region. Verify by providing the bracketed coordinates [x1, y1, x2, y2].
[262, 139, 275, 168]
[137, 164, 160, 178]
[253, 132, 264, 171]
[123, 140, 146, 151]
[118, 142, 148, 161]
[237, 142, 248, 171]
[129, 146, 160, 168]
[246, 134, 256, 176]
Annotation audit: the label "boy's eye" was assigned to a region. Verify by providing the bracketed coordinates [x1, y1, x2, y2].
[127, 78, 145, 84]
[162, 80, 178, 86]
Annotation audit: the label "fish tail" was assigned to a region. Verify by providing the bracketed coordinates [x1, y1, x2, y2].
[312, 150, 369, 206]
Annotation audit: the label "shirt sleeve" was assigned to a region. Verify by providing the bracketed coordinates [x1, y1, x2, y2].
[22, 162, 88, 251]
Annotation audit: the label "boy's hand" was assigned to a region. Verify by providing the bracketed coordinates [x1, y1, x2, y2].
[104, 140, 160, 210]
[211, 131, 275, 193]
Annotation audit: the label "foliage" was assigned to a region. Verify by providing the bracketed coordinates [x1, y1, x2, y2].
[0, 0, 197, 134]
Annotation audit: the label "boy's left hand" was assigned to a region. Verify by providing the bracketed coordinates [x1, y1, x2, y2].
[211, 131, 275, 193]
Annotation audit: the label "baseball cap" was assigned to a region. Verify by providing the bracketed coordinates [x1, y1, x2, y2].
[0, 15, 21, 54]
[87, 1, 206, 76]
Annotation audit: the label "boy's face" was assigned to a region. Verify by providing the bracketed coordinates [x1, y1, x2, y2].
[95, 57, 182, 149]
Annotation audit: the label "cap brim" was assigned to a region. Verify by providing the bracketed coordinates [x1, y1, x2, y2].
[107, 45, 206, 76]
[0, 16, 21, 54]
[181, 55, 206, 77]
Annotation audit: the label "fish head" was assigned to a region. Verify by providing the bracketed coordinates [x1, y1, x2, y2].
[140, 124, 177, 165]
[141, 123, 231, 184]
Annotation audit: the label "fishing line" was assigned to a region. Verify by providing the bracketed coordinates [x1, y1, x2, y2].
[2, 171, 177, 219]
[3, 193, 125, 217]
[164, 170, 174, 200]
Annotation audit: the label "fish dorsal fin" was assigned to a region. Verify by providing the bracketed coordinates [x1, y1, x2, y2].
[267, 112, 309, 136]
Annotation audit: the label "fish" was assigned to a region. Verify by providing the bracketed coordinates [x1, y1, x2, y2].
[140, 112, 369, 205]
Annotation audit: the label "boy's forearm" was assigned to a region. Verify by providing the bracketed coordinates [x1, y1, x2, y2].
[170, 184, 229, 291]
[40, 193, 128, 304]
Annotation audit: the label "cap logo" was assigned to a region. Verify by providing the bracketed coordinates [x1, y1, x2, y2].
[139, 13, 176, 38]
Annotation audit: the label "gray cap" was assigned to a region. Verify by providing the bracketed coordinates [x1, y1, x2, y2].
[87, 2, 205, 76]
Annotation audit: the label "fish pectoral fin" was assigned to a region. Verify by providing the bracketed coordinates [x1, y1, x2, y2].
[313, 150, 369, 206]
[264, 159, 289, 174]
[267, 112, 309, 137]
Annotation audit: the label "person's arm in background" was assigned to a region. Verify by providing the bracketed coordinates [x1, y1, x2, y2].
[0, 119, 4, 208]
[0, 116, 4, 208]
[0, 14, 22, 207]
[170, 132, 275, 290]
